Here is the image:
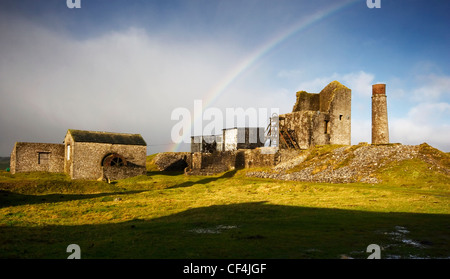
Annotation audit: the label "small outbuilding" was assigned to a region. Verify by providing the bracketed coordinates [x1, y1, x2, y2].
[10, 142, 65, 174]
[10, 129, 147, 181]
[63, 129, 147, 181]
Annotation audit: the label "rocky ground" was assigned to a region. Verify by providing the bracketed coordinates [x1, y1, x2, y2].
[246, 143, 449, 184]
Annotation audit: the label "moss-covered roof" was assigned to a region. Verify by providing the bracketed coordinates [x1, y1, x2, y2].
[67, 129, 147, 146]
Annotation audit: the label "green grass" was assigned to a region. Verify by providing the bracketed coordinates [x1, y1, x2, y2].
[0, 154, 449, 259]
[0, 157, 9, 171]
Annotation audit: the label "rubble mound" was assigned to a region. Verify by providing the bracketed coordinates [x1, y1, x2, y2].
[246, 143, 450, 184]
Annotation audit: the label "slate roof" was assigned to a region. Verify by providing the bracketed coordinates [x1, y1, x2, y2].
[67, 129, 147, 146]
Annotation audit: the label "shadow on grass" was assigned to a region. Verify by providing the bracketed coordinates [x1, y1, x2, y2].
[166, 170, 237, 189]
[1, 201, 449, 259]
[0, 190, 147, 208]
[146, 170, 185, 177]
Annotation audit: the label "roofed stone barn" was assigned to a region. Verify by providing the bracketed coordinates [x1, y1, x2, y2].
[10, 129, 147, 181]
[64, 129, 147, 181]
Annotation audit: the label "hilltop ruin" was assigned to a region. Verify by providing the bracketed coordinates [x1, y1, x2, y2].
[156, 81, 355, 175]
[278, 80, 351, 149]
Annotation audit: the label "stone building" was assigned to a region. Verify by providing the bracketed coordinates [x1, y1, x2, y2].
[277, 80, 351, 149]
[183, 81, 352, 175]
[10, 129, 147, 181]
[191, 127, 265, 153]
[63, 129, 147, 180]
[10, 142, 64, 174]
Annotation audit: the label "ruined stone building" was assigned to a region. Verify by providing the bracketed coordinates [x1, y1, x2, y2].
[191, 127, 265, 153]
[10, 129, 147, 181]
[184, 127, 268, 175]
[277, 80, 351, 149]
[158, 80, 390, 176]
[181, 81, 352, 175]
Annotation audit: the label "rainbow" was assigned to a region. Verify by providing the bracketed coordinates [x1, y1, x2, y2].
[168, 0, 359, 152]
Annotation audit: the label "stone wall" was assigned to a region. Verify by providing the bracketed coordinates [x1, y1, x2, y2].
[279, 81, 351, 149]
[154, 152, 191, 171]
[102, 163, 146, 181]
[239, 149, 277, 169]
[279, 111, 315, 149]
[64, 137, 147, 180]
[328, 84, 352, 145]
[10, 142, 64, 174]
[292, 91, 320, 112]
[188, 151, 236, 174]
[186, 148, 277, 175]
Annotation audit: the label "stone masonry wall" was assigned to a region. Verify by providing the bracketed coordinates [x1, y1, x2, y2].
[279, 111, 315, 149]
[68, 141, 146, 180]
[103, 164, 146, 181]
[154, 152, 191, 171]
[292, 91, 320, 112]
[372, 84, 389, 144]
[10, 142, 64, 174]
[279, 81, 351, 149]
[186, 149, 277, 175]
[239, 149, 277, 169]
[329, 86, 351, 145]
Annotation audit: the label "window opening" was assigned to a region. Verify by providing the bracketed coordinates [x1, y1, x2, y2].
[38, 152, 49, 165]
[324, 120, 330, 134]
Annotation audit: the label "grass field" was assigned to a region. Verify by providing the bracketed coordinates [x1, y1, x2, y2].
[0, 151, 449, 259]
[0, 157, 9, 171]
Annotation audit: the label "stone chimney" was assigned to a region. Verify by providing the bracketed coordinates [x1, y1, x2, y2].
[371, 84, 389, 144]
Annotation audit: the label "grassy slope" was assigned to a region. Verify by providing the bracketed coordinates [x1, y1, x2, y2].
[0, 148, 449, 259]
[0, 157, 9, 170]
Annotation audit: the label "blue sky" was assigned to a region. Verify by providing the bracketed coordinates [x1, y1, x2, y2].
[0, 0, 449, 155]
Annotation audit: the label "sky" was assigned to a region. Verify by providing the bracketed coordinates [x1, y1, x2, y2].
[0, 0, 449, 156]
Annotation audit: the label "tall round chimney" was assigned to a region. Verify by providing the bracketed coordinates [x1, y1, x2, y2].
[372, 84, 389, 144]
